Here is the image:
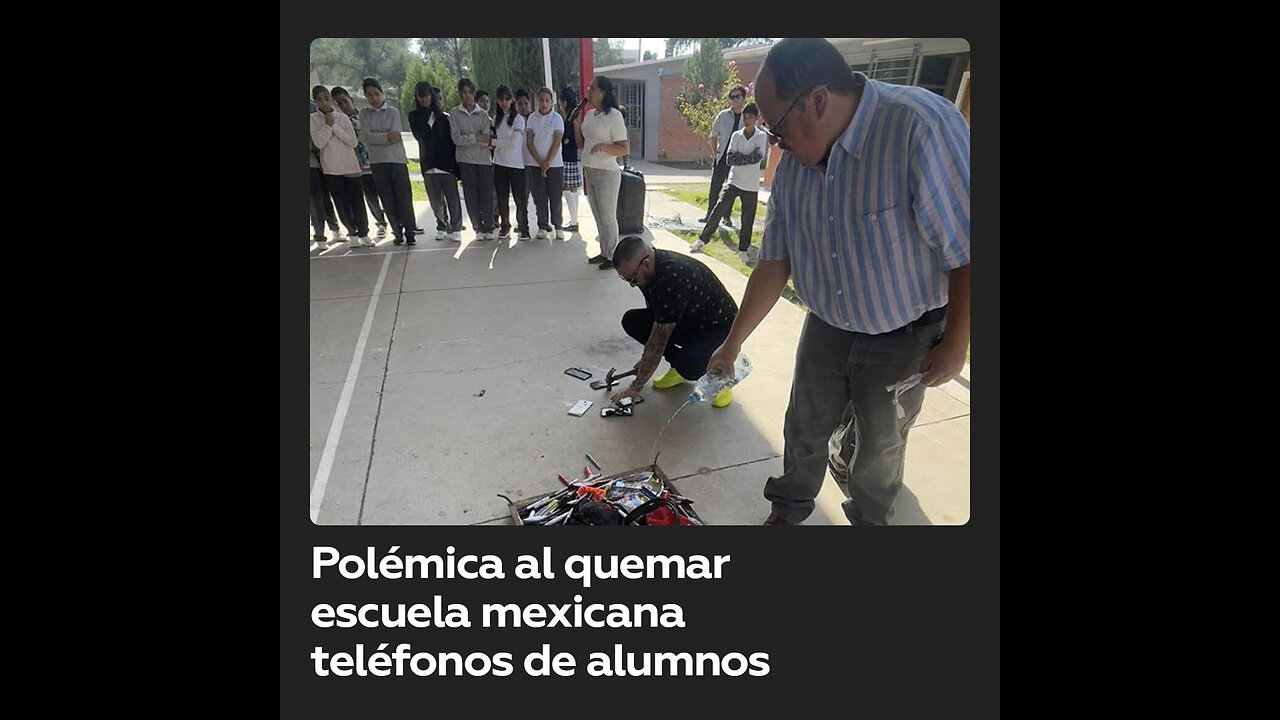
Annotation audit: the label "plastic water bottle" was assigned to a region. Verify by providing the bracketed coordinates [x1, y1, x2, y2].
[689, 354, 753, 403]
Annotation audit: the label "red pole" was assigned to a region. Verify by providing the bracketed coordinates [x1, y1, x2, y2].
[579, 38, 594, 101]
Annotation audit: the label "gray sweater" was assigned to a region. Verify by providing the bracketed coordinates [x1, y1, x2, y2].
[449, 104, 493, 166]
[356, 103, 409, 164]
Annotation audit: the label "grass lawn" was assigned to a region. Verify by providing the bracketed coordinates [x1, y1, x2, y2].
[410, 180, 425, 201]
[407, 159, 421, 174]
[656, 183, 769, 222]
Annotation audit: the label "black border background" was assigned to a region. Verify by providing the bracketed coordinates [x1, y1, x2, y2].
[277, 11, 999, 717]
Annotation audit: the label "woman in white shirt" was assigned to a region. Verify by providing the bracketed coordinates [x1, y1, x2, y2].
[310, 85, 375, 248]
[491, 86, 531, 241]
[574, 76, 629, 269]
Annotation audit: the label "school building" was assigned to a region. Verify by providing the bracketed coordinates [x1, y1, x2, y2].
[596, 38, 972, 188]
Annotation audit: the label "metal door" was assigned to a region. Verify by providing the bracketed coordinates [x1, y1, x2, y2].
[622, 81, 644, 160]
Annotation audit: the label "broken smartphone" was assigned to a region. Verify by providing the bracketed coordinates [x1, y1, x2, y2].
[564, 367, 593, 381]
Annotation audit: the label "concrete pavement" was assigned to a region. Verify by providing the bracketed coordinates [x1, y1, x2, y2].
[308, 177, 970, 526]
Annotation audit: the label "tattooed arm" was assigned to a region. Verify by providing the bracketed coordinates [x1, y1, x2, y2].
[612, 321, 676, 404]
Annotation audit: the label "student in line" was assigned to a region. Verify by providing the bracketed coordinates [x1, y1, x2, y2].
[309, 100, 342, 245]
[358, 77, 418, 245]
[526, 87, 565, 240]
[310, 86, 374, 247]
[514, 89, 539, 225]
[558, 87, 584, 233]
[331, 86, 390, 240]
[490, 86, 530, 241]
[575, 75, 629, 269]
[450, 78, 497, 240]
[691, 102, 769, 264]
[409, 82, 465, 241]
[476, 90, 491, 114]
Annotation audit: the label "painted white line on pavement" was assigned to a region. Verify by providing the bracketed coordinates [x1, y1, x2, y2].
[310, 251, 393, 524]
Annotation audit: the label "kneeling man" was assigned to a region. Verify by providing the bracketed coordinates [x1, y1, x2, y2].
[610, 236, 740, 408]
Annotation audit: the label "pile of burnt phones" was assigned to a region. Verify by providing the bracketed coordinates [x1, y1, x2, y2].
[601, 396, 643, 417]
[565, 367, 593, 381]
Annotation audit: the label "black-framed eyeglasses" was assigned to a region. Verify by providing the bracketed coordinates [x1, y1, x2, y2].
[728, 93, 744, 100]
[760, 85, 815, 146]
[621, 254, 649, 286]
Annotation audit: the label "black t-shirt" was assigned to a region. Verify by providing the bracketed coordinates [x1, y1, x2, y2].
[640, 249, 738, 330]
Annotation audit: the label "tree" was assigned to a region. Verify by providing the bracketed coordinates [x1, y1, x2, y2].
[419, 38, 472, 78]
[400, 56, 460, 116]
[675, 47, 756, 166]
[593, 38, 624, 68]
[470, 39, 579, 100]
[643, 50, 657, 62]
[665, 38, 772, 56]
[309, 38, 415, 102]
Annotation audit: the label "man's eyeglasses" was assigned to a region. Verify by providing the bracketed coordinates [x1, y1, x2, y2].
[760, 85, 815, 146]
[621, 254, 649, 286]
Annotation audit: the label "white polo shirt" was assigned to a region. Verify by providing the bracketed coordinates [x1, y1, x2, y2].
[726, 127, 770, 192]
[525, 109, 564, 168]
[492, 113, 527, 169]
[579, 107, 628, 171]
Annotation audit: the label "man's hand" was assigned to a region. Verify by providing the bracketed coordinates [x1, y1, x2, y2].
[610, 386, 642, 406]
[706, 341, 740, 381]
[476, 132, 489, 144]
[919, 337, 967, 387]
[388, 130, 402, 142]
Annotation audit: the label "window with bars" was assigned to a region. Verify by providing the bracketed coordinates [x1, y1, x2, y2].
[849, 45, 920, 86]
[623, 83, 643, 130]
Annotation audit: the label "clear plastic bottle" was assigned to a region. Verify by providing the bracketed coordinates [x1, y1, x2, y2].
[689, 354, 752, 403]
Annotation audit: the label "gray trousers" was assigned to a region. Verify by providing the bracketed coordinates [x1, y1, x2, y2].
[765, 310, 945, 525]
[584, 167, 621, 260]
[423, 172, 463, 231]
[370, 162, 415, 240]
[458, 162, 495, 234]
[527, 166, 564, 231]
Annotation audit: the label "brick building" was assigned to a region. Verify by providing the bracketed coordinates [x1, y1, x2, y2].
[597, 38, 971, 188]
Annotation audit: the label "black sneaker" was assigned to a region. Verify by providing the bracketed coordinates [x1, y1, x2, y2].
[563, 223, 579, 232]
[413, 227, 426, 235]
[499, 228, 511, 240]
[722, 217, 734, 228]
[587, 254, 606, 264]
[696, 216, 708, 223]
[393, 236, 404, 246]
[598, 260, 616, 270]
[406, 235, 417, 245]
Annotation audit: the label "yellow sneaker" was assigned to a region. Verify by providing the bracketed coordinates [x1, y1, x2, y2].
[711, 388, 733, 408]
[651, 367, 687, 389]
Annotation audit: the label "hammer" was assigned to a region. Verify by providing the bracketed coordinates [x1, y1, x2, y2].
[590, 366, 637, 391]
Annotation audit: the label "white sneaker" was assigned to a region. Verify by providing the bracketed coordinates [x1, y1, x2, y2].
[315, 239, 328, 250]
[449, 231, 462, 242]
[347, 235, 361, 248]
[376, 224, 387, 238]
[536, 229, 548, 240]
[487, 231, 499, 240]
[690, 240, 705, 253]
[436, 229, 446, 241]
[329, 228, 343, 242]
[362, 236, 377, 247]
[554, 229, 565, 240]
[739, 250, 750, 264]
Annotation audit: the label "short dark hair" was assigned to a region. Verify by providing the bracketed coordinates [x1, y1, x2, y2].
[760, 38, 858, 102]
[457, 77, 476, 94]
[743, 102, 759, 116]
[729, 84, 747, 99]
[330, 86, 351, 100]
[476, 89, 489, 100]
[312, 85, 329, 101]
[361, 77, 382, 93]
[613, 236, 648, 265]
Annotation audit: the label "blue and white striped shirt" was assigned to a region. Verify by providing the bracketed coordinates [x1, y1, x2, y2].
[760, 73, 970, 335]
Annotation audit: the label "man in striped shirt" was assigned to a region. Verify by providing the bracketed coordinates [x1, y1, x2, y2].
[707, 38, 971, 526]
